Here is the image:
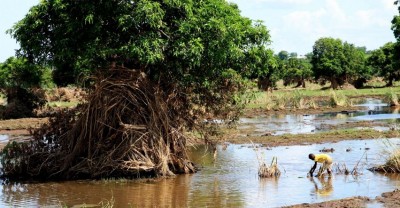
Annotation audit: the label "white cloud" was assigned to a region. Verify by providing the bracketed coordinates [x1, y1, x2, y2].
[326, 0, 346, 22]
[382, 0, 397, 11]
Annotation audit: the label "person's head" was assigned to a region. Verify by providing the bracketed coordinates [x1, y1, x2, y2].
[309, 153, 315, 160]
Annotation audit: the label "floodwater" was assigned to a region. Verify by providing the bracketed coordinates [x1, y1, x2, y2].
[0, 98, 400, 207]
[239, 98, 400, 136]
[1, 139, 400, 207]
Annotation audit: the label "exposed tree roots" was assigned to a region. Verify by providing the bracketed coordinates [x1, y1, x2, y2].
[2, 68, 201, 180]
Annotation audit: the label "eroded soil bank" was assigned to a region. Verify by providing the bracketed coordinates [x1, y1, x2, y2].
[286, 189, 400, 208]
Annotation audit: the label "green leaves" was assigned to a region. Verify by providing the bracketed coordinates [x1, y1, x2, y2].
[311, 37, 368, 88]
[0, 57, 44, 89]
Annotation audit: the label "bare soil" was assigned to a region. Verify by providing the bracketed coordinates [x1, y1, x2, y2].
[286, 189, 400, 208]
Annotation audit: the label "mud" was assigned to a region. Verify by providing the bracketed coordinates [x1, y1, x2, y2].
[287, 189, 400, 208]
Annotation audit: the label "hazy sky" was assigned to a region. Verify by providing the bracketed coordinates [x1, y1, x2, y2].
[0, 0, 398, 62]
[230, 0, 398, 55]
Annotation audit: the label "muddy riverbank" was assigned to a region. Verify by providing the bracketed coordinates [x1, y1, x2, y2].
[0, 100, 399, 207]
[286, 189, 400, 208]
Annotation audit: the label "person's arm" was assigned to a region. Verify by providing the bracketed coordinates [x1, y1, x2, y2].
[309, 162, 317, 176]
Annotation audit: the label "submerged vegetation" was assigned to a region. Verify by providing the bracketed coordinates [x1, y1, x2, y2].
[258, 157, 281, 178]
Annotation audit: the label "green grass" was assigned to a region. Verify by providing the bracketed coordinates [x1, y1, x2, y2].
[247, 80, 400, 109]
[47, 101, 79, 108]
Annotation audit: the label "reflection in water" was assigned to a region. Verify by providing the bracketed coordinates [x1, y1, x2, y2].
[310, 176, 333, 197]
[1, 137, 400, 206]
[239, 98, 400, 136]
[1, 176, 193, 207]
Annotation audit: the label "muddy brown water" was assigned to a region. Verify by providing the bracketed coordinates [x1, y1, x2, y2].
[0, 139, 399, 207]
[0, 98, 400, 207]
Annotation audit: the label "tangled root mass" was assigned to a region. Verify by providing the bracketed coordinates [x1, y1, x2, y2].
[2, 68, 203, 180]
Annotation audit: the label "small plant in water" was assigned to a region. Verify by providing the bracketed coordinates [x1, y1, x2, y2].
[258, 157, 281, 178]
[251, 141, 281, 178]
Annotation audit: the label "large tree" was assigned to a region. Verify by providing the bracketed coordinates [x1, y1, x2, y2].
[9, 0, 271, 116]
[311, 37, 368, 89]
[245, 46, 278, 91]
[3, 0, 273, 179]
[311, 37, 345, 89]
[367, 42, 399, 86]
[281, 56, 312, 88]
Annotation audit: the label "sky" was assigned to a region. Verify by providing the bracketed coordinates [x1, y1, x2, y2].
[229, 0, 398, 56]
[0, 0, 39, 62]
[0, 0, 398, 62]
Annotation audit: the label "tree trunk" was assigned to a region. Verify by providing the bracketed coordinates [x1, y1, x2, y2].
[386, 76, 394, 87]
[330, 78, 339, 89]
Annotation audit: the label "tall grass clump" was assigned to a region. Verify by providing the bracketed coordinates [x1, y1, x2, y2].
[274, 93, 288, 110]
[329, 90, 351, 107]
[252, 142, 281, 178]
[291, 90, 306, 109]
[370, 140, 400, 173]
[258, 157, 281, 178]
[384, 90, 399, 106]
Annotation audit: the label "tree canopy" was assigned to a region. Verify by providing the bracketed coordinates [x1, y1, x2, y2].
[367, 42, 399, 86]
[311, 37, 368, 89]
[9, 0, 273, 120]
[1, 0, 275, 179]
[10, 0, 270, 86]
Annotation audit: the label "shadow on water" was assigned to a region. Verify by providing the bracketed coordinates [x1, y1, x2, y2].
[240, 98, 400, 135]
[1, 139, 400, 207]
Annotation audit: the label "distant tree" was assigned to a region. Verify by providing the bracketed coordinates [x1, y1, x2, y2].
[0, 57, 50, 118]
[367, 42, 398, 86]
[342, 42, 370, 88]
[282, 56, 312, 88]
[311, 37, 345, 89]
[389, 1, 400, 86]
[278, 51, 289, 61]
[311, 37, 368, 89]
[245, 47, 278, 91]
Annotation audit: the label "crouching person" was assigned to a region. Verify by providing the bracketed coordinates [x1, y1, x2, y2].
[308, 153, 332, 177]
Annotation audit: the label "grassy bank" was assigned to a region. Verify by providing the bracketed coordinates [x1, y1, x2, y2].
[247, 80, 400, 109]
[215, 128, 400, 146]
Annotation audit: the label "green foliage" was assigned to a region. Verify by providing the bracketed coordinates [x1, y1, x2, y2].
[281, 56, 312, 88]
[245, 47, 279, 90]
[0, 57, 52, 89]
[367, 42, 397, 86]
[311, 37, 368, 89]
[10, 0, 272, 118]
[0, 57, 49, 118]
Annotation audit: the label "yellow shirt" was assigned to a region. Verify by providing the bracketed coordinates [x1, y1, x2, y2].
[314, 154, 332, 163]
